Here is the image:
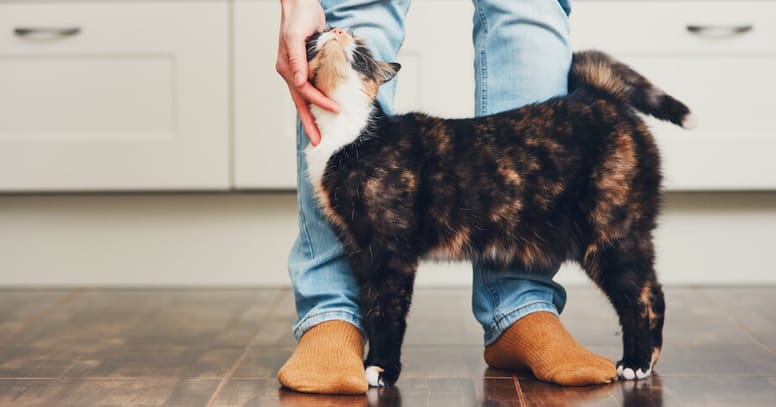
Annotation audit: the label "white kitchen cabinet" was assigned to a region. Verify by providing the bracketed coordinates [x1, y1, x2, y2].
[232, 0, 297, 189]
[393, 1, 475, 117]
[397, 0, 776, 190]
[0, 1, 229, 191]
[571, 1, 776, 190]
[236, 0, 776, 191]
[4, 0, 772, 191]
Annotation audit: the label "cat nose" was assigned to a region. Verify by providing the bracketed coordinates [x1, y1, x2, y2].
[332, 28, 345, 35]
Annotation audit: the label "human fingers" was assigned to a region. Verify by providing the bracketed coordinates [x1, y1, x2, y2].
[290, 88, 322, 146]
[296, 81, 339, 113]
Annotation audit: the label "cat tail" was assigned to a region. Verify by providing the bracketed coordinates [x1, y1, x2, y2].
[569, 50, 695, 129]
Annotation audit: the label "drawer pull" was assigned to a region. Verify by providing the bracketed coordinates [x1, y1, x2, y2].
[14, 27, 81, 38]
[686, 24, 753, 38]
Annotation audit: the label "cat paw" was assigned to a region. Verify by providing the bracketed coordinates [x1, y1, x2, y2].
[616, 362, 651, 380]
[365, 365, 385, 387]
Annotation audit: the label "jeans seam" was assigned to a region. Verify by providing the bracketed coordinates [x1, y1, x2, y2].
[473, 0, 489, 33]
[480, 265, 502, 321]
[298, 209, 317, 259]
[479, 49, 488, 116]
[473, 0, 489, 116]
[296, 118, 317, 259]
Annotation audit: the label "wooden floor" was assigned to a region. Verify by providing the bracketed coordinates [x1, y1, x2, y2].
[0, 286, 774, 406]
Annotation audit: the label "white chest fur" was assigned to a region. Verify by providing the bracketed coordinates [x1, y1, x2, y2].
[304, 73, 374, 188]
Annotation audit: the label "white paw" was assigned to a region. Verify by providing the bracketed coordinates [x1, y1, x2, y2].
[618, 366, 651, 380]
[365, 365, 385, 387]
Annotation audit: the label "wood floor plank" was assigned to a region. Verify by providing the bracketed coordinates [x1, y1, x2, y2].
[231, 346, 290, 379]
[0, 346, 244, 379]
[0, 287, 774, 406]
[701, 287, 776, 354]
[7, 289, 288, 350]
[163, 379, 223, 407]
[602, 375, 776, 407]
[398, 346, 489, 379]
[211, 378, 368, 407]
[480, 378, 522, 406]
[0, 378, 220, 407]
[0, 378, 73, 407]
[370, 378, 484, 407]
[249, 319, 296, 347]
[520, 375, 776, 407]
[62, 378, 180, 407]
[0, 290, 80, 346]
[213, 377, 519, 407]
[654, 343, 776, 377]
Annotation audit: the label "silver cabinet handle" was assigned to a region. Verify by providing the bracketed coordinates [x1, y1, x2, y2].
[686, 24, 753, 37]
[14, 27, 81, 38]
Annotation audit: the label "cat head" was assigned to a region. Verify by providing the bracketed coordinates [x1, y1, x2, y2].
[305, 28, 401, 103]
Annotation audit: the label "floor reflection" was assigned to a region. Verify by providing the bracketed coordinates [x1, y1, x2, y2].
[515, 373, 664, 406]
[368, 387, 402, 407]
[277, 375, 665, 406]
[278, 388, 368, 407]
[277, 386, 402, 407]
[619, 375, 663, 407]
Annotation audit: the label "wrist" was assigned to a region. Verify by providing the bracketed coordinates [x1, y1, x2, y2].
[280, 0, 317, 8]
[280, 0, 325, 25]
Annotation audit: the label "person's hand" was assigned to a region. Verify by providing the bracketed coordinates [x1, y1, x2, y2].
[277, 0, 339, 146]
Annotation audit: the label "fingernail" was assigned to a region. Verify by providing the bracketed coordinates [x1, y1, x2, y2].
[294, 73, 304, 86]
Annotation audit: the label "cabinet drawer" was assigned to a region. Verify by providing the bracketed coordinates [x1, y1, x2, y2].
[0, 2, 229, 191]
[572, 1, 776, 54]
[572, 1, 776, 190]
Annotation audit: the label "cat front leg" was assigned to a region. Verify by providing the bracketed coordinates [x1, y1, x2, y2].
[353, 252, 418, 387]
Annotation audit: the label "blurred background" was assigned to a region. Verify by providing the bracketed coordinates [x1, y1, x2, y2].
[2, 0, 775, 288]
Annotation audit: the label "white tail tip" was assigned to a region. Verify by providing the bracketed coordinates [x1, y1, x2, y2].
[682, 112, 697, 130]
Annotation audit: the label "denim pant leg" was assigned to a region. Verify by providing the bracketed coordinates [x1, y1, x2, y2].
[288, 0, 410, 341]
[470, 0, 573, 345]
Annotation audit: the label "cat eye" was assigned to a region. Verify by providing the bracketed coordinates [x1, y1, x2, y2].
[350, 46, 376, 78]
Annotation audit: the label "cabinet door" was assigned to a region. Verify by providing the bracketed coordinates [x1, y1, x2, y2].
[232, 0, 297, 190]
[394, 1, 475, 117]
[0, 2, 229, 191]
[572, 1, 776, 190]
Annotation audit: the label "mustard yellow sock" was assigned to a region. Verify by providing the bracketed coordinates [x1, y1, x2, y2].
[278, 320, 368, 394]
[484, 311, 616, 386]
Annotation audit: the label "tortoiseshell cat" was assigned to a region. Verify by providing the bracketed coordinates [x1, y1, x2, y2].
[304, 28, 692, 387]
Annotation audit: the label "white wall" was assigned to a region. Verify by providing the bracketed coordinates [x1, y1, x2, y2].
[1, 191, 774, 287]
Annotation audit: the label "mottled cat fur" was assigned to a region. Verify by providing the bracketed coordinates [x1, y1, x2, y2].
[304, 28, 692, 387]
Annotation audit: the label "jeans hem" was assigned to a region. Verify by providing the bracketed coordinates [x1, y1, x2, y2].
[483, 300, 558, 346]
[293, 310, 365, 341]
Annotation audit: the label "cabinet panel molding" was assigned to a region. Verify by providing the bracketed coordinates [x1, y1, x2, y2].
[0, 1, 229, 191]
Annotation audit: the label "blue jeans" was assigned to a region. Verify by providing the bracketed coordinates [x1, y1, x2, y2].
[288, 0, 572, 346]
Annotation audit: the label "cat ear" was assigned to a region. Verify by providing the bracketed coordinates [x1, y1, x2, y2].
[377, 62, 401, 84]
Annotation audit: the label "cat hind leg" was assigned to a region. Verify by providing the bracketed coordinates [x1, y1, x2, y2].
[582, 237, 657, 380]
